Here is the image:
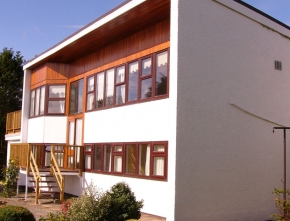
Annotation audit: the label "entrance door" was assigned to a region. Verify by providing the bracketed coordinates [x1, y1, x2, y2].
[66, 118, 83, 169]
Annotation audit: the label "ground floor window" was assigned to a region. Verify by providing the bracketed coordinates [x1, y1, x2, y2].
[84, 141, 167, 181]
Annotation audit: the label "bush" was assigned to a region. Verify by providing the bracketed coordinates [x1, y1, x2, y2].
[100, 182, 144, 221]
[66, 183, 105, 220]
[2, 159, 20, 198]
[43, 182, 143, 221]
[0, 205, 36, 221]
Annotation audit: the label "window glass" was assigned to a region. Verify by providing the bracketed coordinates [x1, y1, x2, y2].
[142, 58, 151, 76]
[96, 72, 104, 108]
[154, 145, 165, 152]
[105, 69, 114, 106]
[141, 78, 152, 99]
[126, 144, 136, 174]
[94, 145, 102, 171]
[87, 76, 94, 92]
[153, 157, 164, 176]
[139, 144, 150, 176]
[35, 88, 40, 116]
[114, 146, 122, 152]
[116, 85, 125, 105]
[87, 93, 94, 111]
[40, 86, 45, 115]
[48, 101, 65, 113]
[85, 155, 91, 169]
[155, 51, 168, 96]
[30, 90, 35, 117]
[103, 145, 112, 172]
[114, 156, 122, 172]
[49, 85, 65, 98]
[69, 79, 84, 114]
[128, 62, 138, 102]
[116, 66, 125, 83]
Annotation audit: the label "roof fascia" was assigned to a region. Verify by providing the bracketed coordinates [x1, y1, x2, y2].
[213, 0, 290, 39]
[23, 0, 146, 70]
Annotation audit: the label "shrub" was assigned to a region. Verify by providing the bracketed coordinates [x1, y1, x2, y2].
[0, 205, 35, 221]
[272, 188, 290, 221]
[39, 212, 67, 221]
[43, 182, 143, 221]
[2, 159, 20, 198]
[66, 182, 106, 220]
[100, 182, 144, 221]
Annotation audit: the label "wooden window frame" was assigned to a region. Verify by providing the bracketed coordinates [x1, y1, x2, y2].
[85, 49, 169, 112]
[84, 141, 168, 181]
[30, 86, 46, 117]
[69, 78, 84, 115]
[47, 84, 66, 115]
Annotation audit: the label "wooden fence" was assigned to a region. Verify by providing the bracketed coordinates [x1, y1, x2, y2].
[10, 143, 29, 168]
[6, 110, 21, 134]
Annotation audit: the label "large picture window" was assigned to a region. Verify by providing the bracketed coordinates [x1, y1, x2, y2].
[86, 49, 169, 111]
[84, 141, 167, 180]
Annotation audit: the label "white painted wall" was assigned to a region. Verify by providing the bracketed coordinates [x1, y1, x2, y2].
[176, 0, 290, 220]
[83, 73, 178, 218]
[83, 99, 177, 218]
[27, 116, 67, 143]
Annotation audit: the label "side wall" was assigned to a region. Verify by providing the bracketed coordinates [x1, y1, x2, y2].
[176, 0, 290, 220]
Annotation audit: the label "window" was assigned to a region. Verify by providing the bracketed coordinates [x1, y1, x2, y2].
[47, 85, 66, 114]
[30, 84, 66, 117]
[30, 85, 45, 117]
[84, 141, 167, 180]
[85, 49, 169, 111]
[70, 79, 84, 114]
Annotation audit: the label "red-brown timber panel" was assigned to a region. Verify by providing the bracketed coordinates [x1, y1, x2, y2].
[31, 63, 69, 89]
[69, 18, 170, 78]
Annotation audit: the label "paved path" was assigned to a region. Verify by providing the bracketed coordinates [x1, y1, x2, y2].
[0, 192, 165, 221]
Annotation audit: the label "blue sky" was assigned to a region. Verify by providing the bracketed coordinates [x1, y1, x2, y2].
[0, 0, 289, 61]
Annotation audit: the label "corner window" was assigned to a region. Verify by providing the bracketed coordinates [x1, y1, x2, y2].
[30, 85, 45, 117]
[69, 79, 84, 114]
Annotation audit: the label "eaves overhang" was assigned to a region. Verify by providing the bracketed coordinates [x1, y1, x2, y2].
[23, 0, 170, 70]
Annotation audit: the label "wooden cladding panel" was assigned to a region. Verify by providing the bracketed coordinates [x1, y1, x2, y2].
[31, 63, 69, 89]
[69, 18, 170, 77]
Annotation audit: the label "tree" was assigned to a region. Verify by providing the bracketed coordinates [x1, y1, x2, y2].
[0, 48, 24, 167]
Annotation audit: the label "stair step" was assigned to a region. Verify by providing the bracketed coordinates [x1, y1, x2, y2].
[37, 191, 60, 195]
[30, 186, 59, 188]
[29, 180, 56, 183]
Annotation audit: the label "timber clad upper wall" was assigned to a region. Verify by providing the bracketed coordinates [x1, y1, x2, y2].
[31, 63, 69, 89]
[69, 18, 170, 77]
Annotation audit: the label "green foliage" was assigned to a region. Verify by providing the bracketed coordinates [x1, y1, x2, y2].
[39, 212, 67, 221]
[2, 159, 20, 198]
[272, 188, 290, 221]
[0, 205, 35, 221]
[66, 182, 107, 220]
[0, 48, 24, 166]
[44, 182, 143, 221]
[101, 182, 143, 221]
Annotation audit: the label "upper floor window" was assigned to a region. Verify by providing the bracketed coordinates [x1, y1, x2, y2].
[86, 49, 169, 111]
[69, 79, 84, 115]
[48, 85, 66, 114]
[30, 84, 66, 117]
